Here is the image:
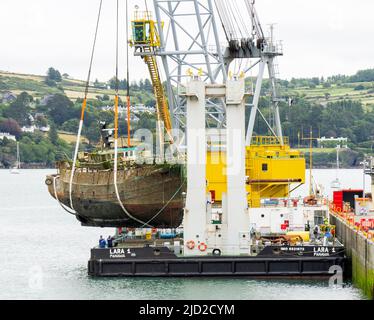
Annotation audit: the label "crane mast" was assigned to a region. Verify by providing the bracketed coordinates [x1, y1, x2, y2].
[130, 0, 305, 208]
[131, 0, 283, 144]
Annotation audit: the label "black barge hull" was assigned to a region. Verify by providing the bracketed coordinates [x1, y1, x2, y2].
[88, 247, 345, 277]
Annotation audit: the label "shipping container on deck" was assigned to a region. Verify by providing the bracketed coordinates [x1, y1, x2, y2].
[333, 190, 363, 212]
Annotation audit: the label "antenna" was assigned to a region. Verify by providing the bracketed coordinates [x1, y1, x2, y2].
[302, 127, 319, 196]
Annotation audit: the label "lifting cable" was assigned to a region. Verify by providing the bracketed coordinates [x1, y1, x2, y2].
[69, 0, 103, 212]
[226, 0, 243, 39]
[115, 0, 181, 228]
[113, 0, 153, 228]
[214, 0, 230, 41]
[233, 1, 250, 38]
[53, 176, 76, 216]
[140, 178, 187, 228]
[215, 0, 236, 41]
[125, 0, 131, 148]
[66, 0, 181, 228]
[244, 0, 265, 40]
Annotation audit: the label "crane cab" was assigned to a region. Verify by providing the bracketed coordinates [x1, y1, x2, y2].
[131, 11, 162, 48]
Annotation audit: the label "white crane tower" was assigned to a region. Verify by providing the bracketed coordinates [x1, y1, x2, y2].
[132, 0, 288, 256]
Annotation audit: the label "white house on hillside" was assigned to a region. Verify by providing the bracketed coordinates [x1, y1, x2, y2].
[0, 132, 16, 141]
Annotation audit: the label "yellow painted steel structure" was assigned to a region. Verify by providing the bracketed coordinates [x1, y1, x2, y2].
[130, 12, 172, 135]
[131, 11, 161, 48]
[206, 137, 306, 208]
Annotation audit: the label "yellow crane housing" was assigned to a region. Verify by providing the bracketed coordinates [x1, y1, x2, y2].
[206, 137, 306, 208]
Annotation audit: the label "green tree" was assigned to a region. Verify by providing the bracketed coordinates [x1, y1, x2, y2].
[46, 94, 76, 126]
[61, 119, 79, 133]
[45, 78, 57, 87]
[3, 92, 33, 126]
[323, 82, 332, 88]
[144, 79, 153, 92]
[49, 123, 59, 145]
[46, 67, 62, 82]
[135, 113, 157, 131]
[84, 122, 101, 145]
[354, 85, 365, 91]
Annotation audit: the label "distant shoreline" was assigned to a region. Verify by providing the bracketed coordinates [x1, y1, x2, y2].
[0, 166, 365, 170]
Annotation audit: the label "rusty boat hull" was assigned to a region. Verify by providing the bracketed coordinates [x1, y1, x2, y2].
[46, 164, 186, 228]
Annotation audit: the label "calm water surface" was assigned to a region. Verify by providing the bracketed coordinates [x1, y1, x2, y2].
[0, 169, 368, 300]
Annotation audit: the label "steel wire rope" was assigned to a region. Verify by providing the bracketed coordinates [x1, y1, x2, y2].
[69, 0, 103, 212]
[232, 0, 250, 38]
[112, 0, 153, 228]
[214, 0, 230, 41]
[125, 0, 131, 147]
[53, 176, 76, 216]
[140, 178, 187, 228]
[226, 0, 242, 39]
[216, 0, 236, 40]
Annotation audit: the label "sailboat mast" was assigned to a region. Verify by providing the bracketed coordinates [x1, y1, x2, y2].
[17, 142, 20, 169]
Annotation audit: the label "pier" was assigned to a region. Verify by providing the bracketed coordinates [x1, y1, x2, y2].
[330, 212, 374, 299]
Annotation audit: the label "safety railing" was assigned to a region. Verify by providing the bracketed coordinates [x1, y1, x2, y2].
[251, 136, 289, 146]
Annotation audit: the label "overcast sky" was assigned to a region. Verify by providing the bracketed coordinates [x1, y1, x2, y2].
[0, 0, 373, 82]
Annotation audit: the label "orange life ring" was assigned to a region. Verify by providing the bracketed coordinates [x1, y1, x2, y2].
[186, 240, 195, 250]
[198, 243, 208, 252]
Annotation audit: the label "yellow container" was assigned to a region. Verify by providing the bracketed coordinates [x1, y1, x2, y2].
[286, 231, 310, 242]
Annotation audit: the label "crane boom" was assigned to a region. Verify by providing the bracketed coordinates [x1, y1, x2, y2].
[143, 49, 173, 135]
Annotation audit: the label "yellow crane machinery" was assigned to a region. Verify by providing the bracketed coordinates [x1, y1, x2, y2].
[245, 137, 305, 207]
[130, 11, 173, 138]
[206, 137, 305, 208]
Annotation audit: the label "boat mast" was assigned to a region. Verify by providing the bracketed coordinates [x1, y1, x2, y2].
[17, 142, 20, 169]
[302, 127, 316, 196]
[309, 127, 313, 196]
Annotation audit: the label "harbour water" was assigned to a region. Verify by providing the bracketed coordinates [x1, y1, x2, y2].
[0, 169, 369, 300]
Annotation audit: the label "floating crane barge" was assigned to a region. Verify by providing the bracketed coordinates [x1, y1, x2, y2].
[47, 0, 346, 278]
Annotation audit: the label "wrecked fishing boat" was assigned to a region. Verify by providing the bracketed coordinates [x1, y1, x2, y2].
[46, 135, 186, 228]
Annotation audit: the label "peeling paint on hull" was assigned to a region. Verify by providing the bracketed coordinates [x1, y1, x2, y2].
[46, 164, 186, 228]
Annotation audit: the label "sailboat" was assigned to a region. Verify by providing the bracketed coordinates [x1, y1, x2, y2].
[10, 142, 21, 174]
[331, 145, 341, 189]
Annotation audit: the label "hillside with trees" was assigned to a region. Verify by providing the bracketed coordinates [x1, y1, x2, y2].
[1, 67, 374, 168]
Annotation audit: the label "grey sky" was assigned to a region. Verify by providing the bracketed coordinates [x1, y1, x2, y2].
[0, 0, 373, 82]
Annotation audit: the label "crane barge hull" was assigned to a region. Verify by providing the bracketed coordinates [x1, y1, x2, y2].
[88, 245, 345, 277]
